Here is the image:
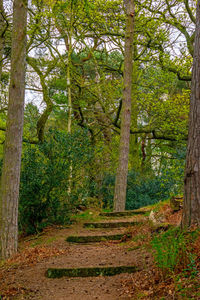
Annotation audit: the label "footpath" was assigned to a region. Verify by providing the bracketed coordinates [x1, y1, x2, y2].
[0, 209, 155, 300]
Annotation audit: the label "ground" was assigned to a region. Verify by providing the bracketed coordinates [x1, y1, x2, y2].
[0, 203, 200, 300]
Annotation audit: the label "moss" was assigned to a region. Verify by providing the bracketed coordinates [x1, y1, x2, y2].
[132, 233, 148, 243]
[71, 210, 101, 223]
[83, 221, 141, 228]
[170, 196, 183, 212]
[45, 265, 138, 278]
[127, 245, 141, 251]
[151, 223, 173, 233]
[66, 233, 131, 243]
[99, 210, 146, 217]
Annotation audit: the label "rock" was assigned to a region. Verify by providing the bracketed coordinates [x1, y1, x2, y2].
[99, 210, 147, 217]
[151, 223, 173, 233]
[149, 210, 165, 225]
[83, 221, 141, 228]
[66, 233, 132, 243]
[170, 196, 183, 212]
[46, 266, 138, 278]
[149, 211, 157, 224]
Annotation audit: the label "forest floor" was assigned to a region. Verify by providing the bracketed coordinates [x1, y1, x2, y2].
[0, 203, 200, 300]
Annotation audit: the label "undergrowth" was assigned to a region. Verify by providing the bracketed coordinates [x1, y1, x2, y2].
[151, 227, 200, 298]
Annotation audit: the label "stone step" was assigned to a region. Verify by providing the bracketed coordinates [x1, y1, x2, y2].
[99, 210, 147, 217]
[66, 233, 131, 243]
[83, 221, 140, 228]
[46, 265, 138, 278]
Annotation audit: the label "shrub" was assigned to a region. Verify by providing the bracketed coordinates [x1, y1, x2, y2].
[19, 128, 93, 234]
[100, 170, 174, 210]
[126, 170, 173, 210]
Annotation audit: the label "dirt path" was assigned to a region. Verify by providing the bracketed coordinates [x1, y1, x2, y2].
[0, 214, 152, 300]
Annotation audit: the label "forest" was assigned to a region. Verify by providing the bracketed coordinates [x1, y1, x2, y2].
[0, 0, 200, 299]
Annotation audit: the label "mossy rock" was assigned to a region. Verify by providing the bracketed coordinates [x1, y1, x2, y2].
[99, 210, 146, 217]
[170, 196, 183, 212]
[66, 233, 131, 243]
[46, 265, 138, 278]
[83, 221, 140, 229]
[151, 223, 174, 233]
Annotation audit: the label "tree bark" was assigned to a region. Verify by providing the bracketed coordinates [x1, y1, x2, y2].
[0, 0, 6, 80]
[129, 60, 140, 171]
[113, 0, 135, 212]
[182, 0, 200, 227]
[0, 0, 27, 259]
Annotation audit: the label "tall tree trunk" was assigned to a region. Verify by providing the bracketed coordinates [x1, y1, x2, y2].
[64, 26, 73, 195]
[0, 0, 6, 80]
[66, 34, 72, 134]
[0, 0, 27, 259]
[182, 0, 200, 227]
[130, 60, 140, 171]
[113, 0, 135, 212]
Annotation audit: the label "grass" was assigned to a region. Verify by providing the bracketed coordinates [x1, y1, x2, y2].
[144, 198, 170, 212]
[132, 233, 148, 242]
[71, 209, 102, 223]
[127, 245, 141, 251]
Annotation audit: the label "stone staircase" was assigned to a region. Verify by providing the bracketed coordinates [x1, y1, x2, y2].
[45, 209, 146, 279]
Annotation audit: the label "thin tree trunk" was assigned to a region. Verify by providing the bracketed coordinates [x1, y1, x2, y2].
[64, 28, 73, 195]
[113, 0, 135, 212]
[182, 0, 200, 227]
[66, 34, 72, 134]
[0, 0, 27, 259]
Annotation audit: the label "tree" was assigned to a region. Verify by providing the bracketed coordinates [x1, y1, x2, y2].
[113, 0, 135, 212]
[0, 0, 27, 259]
[182, 0, 200, 228]
[135, 0, 194, 81]
[0, 0, 7, 80]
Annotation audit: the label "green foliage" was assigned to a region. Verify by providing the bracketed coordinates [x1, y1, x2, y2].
[1, 72, 9, 84]
[99, 173, 115, 209]
[19, 128, 93, 235]
[100, 169, 176, 210]
[159, 144, 186, 197]
[23, 103, 40, 140]
[151, 228, 188, 278]
[126, 170, 173, 210]
[138, 65, 190, 141]
[151, 228, 200, 299]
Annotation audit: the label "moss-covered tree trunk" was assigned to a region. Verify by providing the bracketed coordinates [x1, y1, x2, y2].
[182, 0, 200, 227]
[0, 0, 27, 259]
[113, 0, 135, 212]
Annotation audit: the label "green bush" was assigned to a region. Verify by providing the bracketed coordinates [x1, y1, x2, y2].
[159, 145, 185, 196]
[19, 128, 93, 234]
[99, 173, 115, 209]
[100, 170, 175, 210]
[126, 170, 174, 210]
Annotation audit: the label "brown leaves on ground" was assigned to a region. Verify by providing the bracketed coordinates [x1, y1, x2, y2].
[7, 245, 68, 267]
[159, 203, 182, 226]
[121, 259, 200, 299]
[0, 284, 31, 300]
[0, 204, 199, 300]
[0, 245, 68, 299]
